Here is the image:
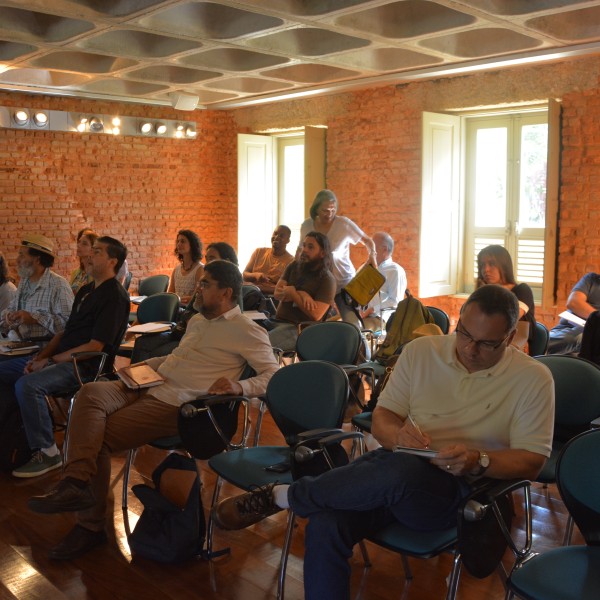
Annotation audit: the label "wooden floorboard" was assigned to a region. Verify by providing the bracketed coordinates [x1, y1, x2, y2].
[0, 399, 576, 599]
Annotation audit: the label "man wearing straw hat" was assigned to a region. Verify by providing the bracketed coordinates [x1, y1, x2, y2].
[0, 233, 73, 343]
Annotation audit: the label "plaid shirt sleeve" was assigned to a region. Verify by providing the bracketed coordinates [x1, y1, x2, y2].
[19, 271, 74, 339]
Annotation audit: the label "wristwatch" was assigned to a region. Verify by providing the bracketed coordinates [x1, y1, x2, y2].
[472, 451, 490, 476]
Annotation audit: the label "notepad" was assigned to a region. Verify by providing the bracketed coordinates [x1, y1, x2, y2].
[128, 322, 172, 334]
[393, 446, 439, 458]
[117, 364, 165, 389]
[0, 341, 39, 355]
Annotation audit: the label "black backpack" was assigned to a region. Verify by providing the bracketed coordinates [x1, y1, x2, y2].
[128, 453, 205, 563]
[0, 401, 31, 472]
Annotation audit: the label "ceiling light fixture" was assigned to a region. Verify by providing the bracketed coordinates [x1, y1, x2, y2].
[186, 127, 196, 138]
[112, 117, 121, 127]
[156, 123, 167, 135]
[175, 124, 184, 139]
[89, 117, 103, 132]
[13, 110, 29, 126]
[33, 111, 48, 127]
[140, 121, 153, 134]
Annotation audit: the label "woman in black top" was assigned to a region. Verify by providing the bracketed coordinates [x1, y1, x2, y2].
[476, 244, 536, 354]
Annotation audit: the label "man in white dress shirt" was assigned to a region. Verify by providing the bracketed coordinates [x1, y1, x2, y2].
[360, 232, 407, 331]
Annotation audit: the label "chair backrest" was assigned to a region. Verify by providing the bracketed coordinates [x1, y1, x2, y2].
[534, 355, 600, 439]
[556, 429, 600, 545]
[296, 321, 362, 365]
[425, 306, 450, 334]
[529, 321, 549, 356]
[136, 292, 180, 324]
[138, 274, 170, 297]
[266, 360, 349, 444]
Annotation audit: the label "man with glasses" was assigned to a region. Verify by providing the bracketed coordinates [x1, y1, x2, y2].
[211, 284, 555, 600]
[28, 259, 279, 561]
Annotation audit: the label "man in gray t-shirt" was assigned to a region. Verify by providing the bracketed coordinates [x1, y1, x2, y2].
[548, 272, 600, 354]
[265, 232, 335, 352]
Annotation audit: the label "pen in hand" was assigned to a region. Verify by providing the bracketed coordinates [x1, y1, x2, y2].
[407, 413, 429, 448]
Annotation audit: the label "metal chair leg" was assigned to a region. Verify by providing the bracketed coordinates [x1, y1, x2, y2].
[206, 476, 224, 558]
[121, 448, 137, 536]
[445, 555, 462, 600]
[253, 400, 267, 446]
[562, 514, 575, 545]
[277, 510, 296, 600]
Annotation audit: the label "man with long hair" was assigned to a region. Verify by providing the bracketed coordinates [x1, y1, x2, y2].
[265, 231, 336, 351]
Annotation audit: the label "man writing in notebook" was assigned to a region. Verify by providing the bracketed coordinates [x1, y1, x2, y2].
[29, 259, 279, 561]
[0, 236, 130, 478]
[211, 285, 555, 599]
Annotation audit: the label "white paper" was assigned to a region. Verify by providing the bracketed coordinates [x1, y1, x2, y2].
[128, 322, 172, 334]
[559, 310, 586, 328]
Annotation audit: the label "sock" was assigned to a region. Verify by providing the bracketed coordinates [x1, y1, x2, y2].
[273, 484, 290, 509]
[42, 444, 59, 457]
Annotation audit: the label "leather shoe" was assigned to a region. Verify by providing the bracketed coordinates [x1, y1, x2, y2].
[48, 525, 107, 560]
[28, 480, 96, 514]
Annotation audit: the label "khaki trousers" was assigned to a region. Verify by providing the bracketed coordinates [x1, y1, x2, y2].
[64, 380, 179, 530]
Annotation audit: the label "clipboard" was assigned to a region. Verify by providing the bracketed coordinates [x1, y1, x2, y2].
[343, 263, 386, 307]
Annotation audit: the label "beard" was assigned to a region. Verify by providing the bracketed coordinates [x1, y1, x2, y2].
[299, 256, 322, 273]
[17, 264, 35, 279]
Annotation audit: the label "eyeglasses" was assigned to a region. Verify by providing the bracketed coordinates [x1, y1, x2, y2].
[455, 320, 511, 352]
[198, 280, 217, 289]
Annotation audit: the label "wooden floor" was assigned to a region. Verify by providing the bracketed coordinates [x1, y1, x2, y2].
[0, 400, 579, 600]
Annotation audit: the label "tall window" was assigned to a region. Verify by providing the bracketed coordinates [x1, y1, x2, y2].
[463, 111, 548, 300]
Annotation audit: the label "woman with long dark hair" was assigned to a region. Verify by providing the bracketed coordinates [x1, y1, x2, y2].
[69, 228, 98, 294]
[167, 229, 204, 304]
[476, 244, 536, 352]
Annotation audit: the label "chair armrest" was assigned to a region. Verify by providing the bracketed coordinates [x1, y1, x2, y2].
[591, 416, 600, 429]
[460, 478, 532, 565]
[70, 351, 109, 386]
[297, 427, 345, 442]
[181, 394, 252, 451]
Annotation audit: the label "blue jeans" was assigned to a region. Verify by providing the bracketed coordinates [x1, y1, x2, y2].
[548, 323, 583, 354]
[0, 357, 82, 450]
[288, 448, 471, 600]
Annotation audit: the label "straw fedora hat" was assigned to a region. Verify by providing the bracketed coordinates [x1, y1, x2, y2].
[21, 233, 55, 258]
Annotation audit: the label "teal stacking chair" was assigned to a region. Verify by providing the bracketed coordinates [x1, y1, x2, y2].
[138, 274, 170, 297]
[529, 322, 550, 356]
[533, 355, 600, 544]
[362, 477, 533, 599]
[208, 360, 350, 600]
[425, 305, 450, 334]
[507, 429, 600, 600]
[135, 292, 180, 324]
[254, 321, 362, 445]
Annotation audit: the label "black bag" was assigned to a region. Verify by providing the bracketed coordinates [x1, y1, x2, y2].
[0, 401, 31, 471]
[128, 453, 205, 563]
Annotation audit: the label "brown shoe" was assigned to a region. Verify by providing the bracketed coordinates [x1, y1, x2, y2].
[28, 479, 95, 514]
[48, 525, 107, 560]
[211, 483, 282, 530]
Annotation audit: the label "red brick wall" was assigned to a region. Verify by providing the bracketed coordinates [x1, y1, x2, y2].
[0, 92, 237, 293]
[233, 55, 600, 330]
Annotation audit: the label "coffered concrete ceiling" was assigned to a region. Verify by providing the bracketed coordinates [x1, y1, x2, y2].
[1, 0, 600, 110]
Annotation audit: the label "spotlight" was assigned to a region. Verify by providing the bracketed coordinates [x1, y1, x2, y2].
[89, 117, 103, 132]
[156, 123, 167, 135]
[175, 124, 184, 138]
[112, 117, 121, 127]
[112, 127, 120, 135]
[33, 111, 48, 127]
[186, 127, 196, 138]
[13, 110, 29, 125]
[140, 122, 153, 134]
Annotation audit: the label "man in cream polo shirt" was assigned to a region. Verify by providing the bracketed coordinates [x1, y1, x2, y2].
[211, 284, 554, 600]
